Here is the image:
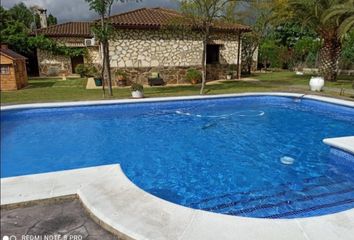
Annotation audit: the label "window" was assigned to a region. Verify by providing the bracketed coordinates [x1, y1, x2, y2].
[0, 64, 10, 74]
[206, 45, 220, 64]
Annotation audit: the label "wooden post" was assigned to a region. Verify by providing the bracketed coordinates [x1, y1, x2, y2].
[237, 30, 242, 80]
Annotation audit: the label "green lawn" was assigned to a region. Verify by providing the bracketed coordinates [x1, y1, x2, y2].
[1, 72, 353, 105]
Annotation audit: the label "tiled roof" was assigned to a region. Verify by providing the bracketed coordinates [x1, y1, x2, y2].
[33, 8, 250, 37]
[34, 22, 92, 37]
[108, 8, 251, 32]
[0, 48, 27, 60]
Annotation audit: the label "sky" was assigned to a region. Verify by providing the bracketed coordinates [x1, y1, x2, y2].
[2, 0, 179, 23]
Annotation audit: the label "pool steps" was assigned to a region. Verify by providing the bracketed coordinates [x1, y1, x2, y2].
[190, 175, 354, 218]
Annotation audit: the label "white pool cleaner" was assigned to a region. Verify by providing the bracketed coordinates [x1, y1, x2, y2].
[280, 156, 295, 165]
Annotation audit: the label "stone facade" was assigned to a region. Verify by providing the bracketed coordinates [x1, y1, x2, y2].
[37, 37, 100, 76]
[108, 29, 241, 84]
[209, 32, 241, 65]
[37, 49, 72, 76]
[37, 29, 242, 81]
[109, 29, 203, 68]
[109, 29, 240, 67]
[112, 64, 238, 85]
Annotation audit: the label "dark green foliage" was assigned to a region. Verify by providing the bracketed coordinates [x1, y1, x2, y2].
[186, 68, 202, 83]
[130, 82, 144, 91]
[74, 64, 99, 78]
[259, 39, 287, 69]
[340, 30, 354, 69]
[28, 35, 87, 57]
[115, 69, 127, 78]
[7, 3, 34, 28]
[293, 37, 321, 67]
[47, 14, 57, 26]
[0, 4, 82, 57]
[0, 20, 31, 53]
[75, 64, 87, 78]
[273, 22, 316, 48]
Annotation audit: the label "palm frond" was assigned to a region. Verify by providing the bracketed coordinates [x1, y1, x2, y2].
[339, 15, 354, 36]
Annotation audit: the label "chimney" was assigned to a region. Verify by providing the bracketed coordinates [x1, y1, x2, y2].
[37, 8, 48, 28]
[1, 44, 8, 49]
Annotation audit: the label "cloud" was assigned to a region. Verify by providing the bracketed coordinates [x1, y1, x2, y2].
[2, 0, 178, 23]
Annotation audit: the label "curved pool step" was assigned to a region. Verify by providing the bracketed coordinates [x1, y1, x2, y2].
[189, 175, 331, 207]
[191, 176, 354, 218]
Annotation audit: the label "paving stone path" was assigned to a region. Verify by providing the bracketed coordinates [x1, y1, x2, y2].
[1, 199, 118, 240]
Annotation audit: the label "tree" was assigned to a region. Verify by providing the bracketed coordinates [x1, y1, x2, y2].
[226, 0, 286, 74]
[179, 0, 231, 95]
[340, 30, 354, 69]
[1, 5, 83, 58]
[86, 0, 116, 97]
[293, 37, 321, 68]
[259, 38, 288, 70]
[286, 0, 352, 82]
[7, 3, 34, 28]
[47, 14, 58, 26]
[85, 0, 140, 97]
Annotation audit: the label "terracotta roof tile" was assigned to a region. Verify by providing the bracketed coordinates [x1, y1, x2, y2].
[108, 8, 251, 32]
[35, 22, 92, 37]
[33, 8, 250, 37]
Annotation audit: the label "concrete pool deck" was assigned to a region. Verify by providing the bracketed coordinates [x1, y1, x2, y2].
[1, 93, 354, 240]
[1, 198, 117, 239]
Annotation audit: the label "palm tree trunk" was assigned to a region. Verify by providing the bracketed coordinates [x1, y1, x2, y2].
[319, 36, 341, 82]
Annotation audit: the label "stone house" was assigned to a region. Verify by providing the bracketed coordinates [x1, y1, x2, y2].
[0, 44, 28, 91]
[34, 22, 100, 76]
[35, 7, 251, 84]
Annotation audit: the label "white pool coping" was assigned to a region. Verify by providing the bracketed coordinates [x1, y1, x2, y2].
[1, 92, 354, 111]
[1, 93, 354, 240]
[323, 136, 354, 155]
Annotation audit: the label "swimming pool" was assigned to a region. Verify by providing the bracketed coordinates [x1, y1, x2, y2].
[1, 95, 354, 219]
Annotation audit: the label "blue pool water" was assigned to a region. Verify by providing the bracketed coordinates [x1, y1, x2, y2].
[1, 96, 354, 218]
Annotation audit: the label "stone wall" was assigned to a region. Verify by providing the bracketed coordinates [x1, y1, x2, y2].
[86, 47, 101, 65]
[37, 49, 72, 76]
[37, 36, 100, 76]
[109, 29, 241, 84]
[109, 29, 241, 68]
[37, 29, 242, 79]
[110, 64, 238, 85]
[109, 29, 203, 68]
[37, 46, 100, 76]
[111, 66, 202, 85]
[210, 32, 241, 65]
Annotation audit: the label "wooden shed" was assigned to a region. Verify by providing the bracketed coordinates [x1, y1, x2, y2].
[0, 44, 28, 91]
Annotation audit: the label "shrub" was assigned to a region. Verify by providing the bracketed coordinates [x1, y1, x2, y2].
[186, 68, 202, 84]
[86, 66, 100, 78]
[115, 69, 127, 79]
[75, 64, 87, 77]
[131, 82, 143, 92]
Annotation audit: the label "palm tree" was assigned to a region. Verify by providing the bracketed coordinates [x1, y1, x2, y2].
[289, 0, 352, 82]
[323, 0, 354, 37]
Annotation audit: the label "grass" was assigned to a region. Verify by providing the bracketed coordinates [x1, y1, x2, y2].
[1, 72, 353, 105]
